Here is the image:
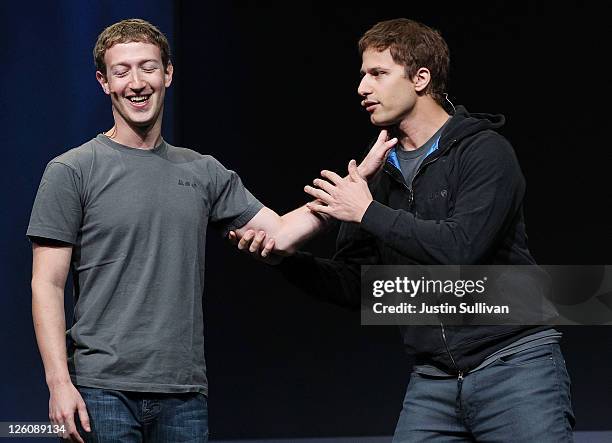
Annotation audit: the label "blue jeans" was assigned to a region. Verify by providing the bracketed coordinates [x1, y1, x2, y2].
[76, 388, 208, 443]
[392, 343, 575, 442]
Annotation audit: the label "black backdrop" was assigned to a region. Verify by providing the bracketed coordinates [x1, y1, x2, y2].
[2, 1, 610, 440]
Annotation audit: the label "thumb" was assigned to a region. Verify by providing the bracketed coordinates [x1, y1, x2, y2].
[385, 137, 398, 150]
[77, 400, 91, 432]
[374, 135, 397, 160]
[376, 129, 388, 145]
[381, 138, 397, 161]
[348, 159, 361, 181]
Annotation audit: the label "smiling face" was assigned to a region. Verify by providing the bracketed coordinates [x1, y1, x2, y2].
[358, 48, 419, 127]
[96, 41, 173, 131]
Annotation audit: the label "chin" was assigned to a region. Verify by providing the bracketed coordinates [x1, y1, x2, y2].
[131, 119, 156, 128]
[120, 115, 154, 128]
[370, 115, 392, 127]
[126, 110, 158, 125]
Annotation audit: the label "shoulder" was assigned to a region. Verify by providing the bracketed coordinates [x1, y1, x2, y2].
[451, 130, 525, 190]
[461, 129, 513, 154]
[456, 130, 519, 168]
[46, 138, 100, 180]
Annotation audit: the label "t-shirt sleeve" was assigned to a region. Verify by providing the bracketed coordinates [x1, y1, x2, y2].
[209, 158, 263, 231]
[26, 161, 83, 245]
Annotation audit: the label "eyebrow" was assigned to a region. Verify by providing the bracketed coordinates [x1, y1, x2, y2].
[111, 59, 160, 69]
[359, 65, 385, 75]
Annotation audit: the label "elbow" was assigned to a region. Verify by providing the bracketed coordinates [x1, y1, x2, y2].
[450, 249, 479, 265]
[31, 278, 64, 301]
[437, 223, 487, 264]
[31, 277, 43, 297]
[443, 241, 487, 265]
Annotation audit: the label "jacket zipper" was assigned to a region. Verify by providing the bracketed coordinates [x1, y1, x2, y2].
[441, 320, 464, 408]
[409, 138, 457, 193]
[384, 139, 458, 209]
[440, 321, 461, 374]
[384, 139, 463, 378]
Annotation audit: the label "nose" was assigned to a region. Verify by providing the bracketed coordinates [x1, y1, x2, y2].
[128, 69, 146, 91]
[358, 75, 371, 98]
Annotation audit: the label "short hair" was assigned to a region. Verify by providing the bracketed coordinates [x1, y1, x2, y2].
[93, 18, 172, 75]
[358, 18, 449, 106]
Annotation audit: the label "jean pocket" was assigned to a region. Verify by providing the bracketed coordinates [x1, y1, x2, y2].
[495, 344, 554, 367]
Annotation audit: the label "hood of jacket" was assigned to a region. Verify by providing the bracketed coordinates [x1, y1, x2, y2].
[441, 105, 505, 146]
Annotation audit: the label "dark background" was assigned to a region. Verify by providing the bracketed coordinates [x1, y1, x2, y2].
[1, 0, 610, 439]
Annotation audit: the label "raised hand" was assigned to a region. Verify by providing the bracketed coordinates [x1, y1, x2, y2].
[305, 159, 373, 223]
[357, 129, 397, 180]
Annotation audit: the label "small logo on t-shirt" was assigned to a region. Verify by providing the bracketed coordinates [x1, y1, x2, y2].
[178, 179, 197, 189]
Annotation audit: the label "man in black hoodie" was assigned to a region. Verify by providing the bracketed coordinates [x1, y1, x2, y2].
[233, 18, 574, 442]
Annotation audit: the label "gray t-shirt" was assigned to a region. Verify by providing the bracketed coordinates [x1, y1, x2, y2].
[27, 134, 263, 395]
[395, 118, 449, 185]
[396, 140, 433, 186]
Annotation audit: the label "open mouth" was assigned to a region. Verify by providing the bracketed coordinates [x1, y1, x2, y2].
[127, 95, 151, 106]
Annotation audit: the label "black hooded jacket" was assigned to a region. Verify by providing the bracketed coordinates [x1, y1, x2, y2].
[279, 106, 547, 373]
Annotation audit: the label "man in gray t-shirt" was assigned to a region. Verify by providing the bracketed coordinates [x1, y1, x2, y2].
[29, 19, 394, 443]
[29, 134, 263, 398]
[29, 20, 267, 443]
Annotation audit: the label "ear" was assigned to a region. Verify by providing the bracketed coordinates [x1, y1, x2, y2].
[164, 62, 174, 88]
[96, 70, 110, 95]
[412, 67, 431, 93]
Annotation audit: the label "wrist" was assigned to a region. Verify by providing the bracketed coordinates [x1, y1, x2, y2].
[357, 164, 372, 182]
[46, 374, 72, 390]
[356, 199, 374, 223]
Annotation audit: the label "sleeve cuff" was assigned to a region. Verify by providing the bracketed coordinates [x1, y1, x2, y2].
[26, 226, 77, 245]
[223, 200, 265, 236]
[360, 200, 398, 241]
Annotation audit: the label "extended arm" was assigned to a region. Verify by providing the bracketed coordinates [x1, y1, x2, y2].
[235, 204, 327, 256]
[32, 242, 90, 442]
[232, 130, 397, 257]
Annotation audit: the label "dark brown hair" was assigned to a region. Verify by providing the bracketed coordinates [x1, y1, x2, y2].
[93, 18, 171, 75]
[359, 18, 449, 106]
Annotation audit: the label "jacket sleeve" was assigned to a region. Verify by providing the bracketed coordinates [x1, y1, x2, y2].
[360, 133, 525, 264]
[276, 222, 380, 309]
[275, 139, 385, 308]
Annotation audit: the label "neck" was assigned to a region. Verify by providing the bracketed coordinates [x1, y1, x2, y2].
[394, 99, 450, 151]
[107, 109, 164, 149]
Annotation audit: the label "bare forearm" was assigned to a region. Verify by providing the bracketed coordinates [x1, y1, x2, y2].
[32, 280, 70, 388]
[275, 204, 331, 253]
[236, 204, 332, 255]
